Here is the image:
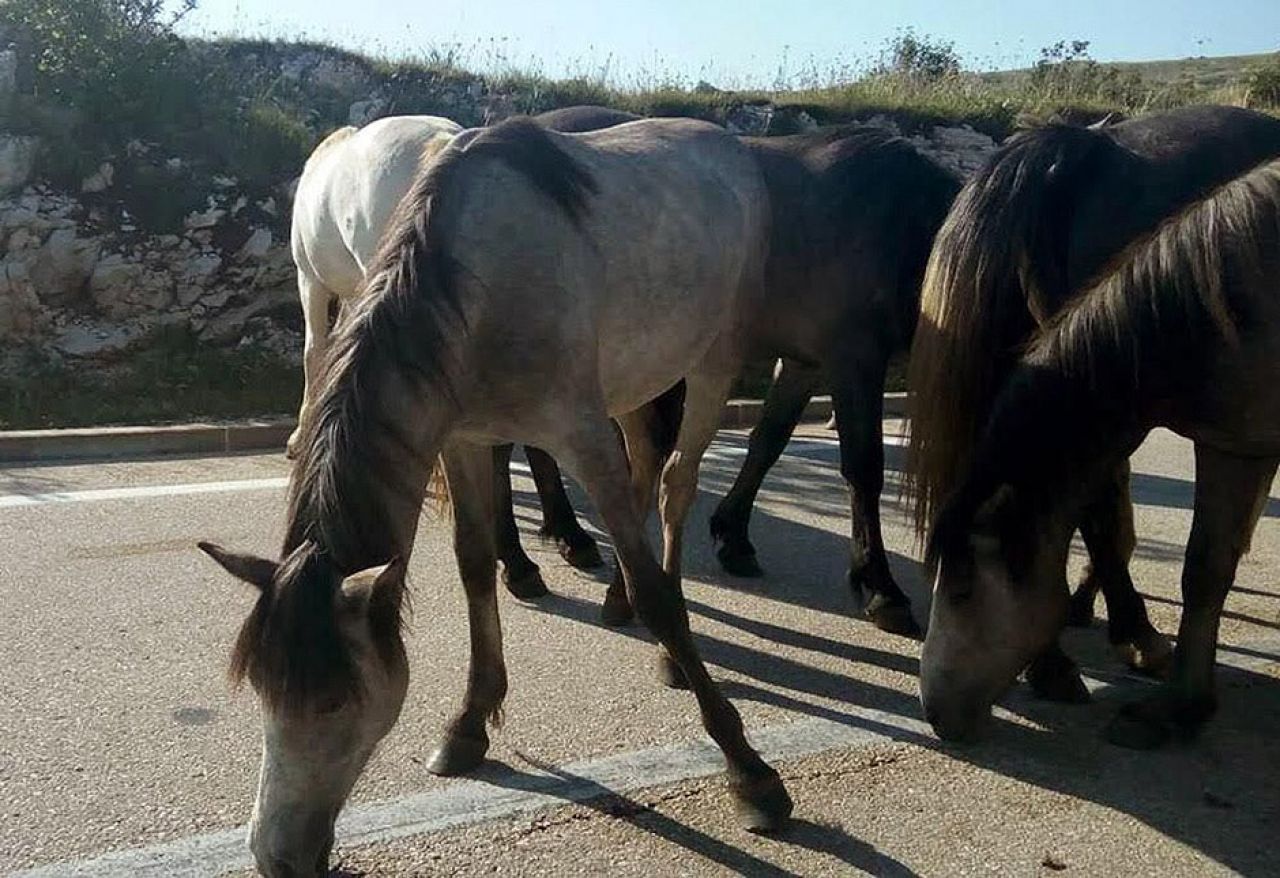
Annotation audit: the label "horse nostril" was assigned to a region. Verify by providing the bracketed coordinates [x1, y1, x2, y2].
[270, 858, 299, 878]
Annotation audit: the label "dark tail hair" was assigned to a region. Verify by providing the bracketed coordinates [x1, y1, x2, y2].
[904, 123, 1110, 538]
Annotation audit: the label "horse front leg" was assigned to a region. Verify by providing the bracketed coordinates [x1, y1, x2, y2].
[829, 341, 920, 638]
[710, 358, 819, 578]
[554, 415, 792, 832]
[1075, 461, 1173, 675]
[492, 443, 548, 600]
[428, 441, 511, 775]
[525, 446, 604, 569]
[288, 270, 334, 458]
[1106, 445, 1277, 749]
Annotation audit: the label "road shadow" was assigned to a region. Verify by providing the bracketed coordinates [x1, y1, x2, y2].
[500, 438, 1280, 876]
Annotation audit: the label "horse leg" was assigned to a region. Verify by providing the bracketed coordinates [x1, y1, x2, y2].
[555, 416, 792, 832]
[428, 441, 511, 775]
[600, 405, 666, 627]
[1077, 462, 1173, 675]
[829, 342, 919, 638]
[710, 358, 819, 578]
[492, 443, 548, 600]
[287, 270, 334, 458]
[525, 446, 604, 569]
[1106, 446, 1277, 750]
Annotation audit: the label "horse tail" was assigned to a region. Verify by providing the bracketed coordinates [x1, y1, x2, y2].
[904, 123, 1110, 538]
[286, 118, 597, 554]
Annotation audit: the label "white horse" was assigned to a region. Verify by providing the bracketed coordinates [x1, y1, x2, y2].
[288, 115, 462, 455]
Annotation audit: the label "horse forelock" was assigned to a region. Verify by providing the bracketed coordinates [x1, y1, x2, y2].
[229, 543, 364, 712]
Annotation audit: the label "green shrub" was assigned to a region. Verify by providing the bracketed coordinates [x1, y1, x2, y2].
[1243, 53, 1280, 108]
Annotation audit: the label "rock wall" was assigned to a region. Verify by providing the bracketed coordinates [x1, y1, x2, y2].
[0, 46, 1000, 375]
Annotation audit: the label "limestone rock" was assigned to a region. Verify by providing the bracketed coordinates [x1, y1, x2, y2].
[29, 228, 101, 307]
[0, 135, 41, 196]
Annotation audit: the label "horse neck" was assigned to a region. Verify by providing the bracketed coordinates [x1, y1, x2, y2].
[285, 372, 450, 572]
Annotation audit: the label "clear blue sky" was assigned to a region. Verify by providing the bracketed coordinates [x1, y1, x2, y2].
[178, 0, 1280, 87]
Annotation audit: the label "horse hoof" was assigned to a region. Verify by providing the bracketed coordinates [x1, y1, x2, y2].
[1105, 702, 1176, 751]
[426, 732, 489, 776]
[656, 651, 690, 690]
[730, 769, 793, 834]
[1112, 630, 1174, 678]
[1026, 658, 1091, 704]
[865, 598, 922, 640]
[503, 566, 549, 600]
[601, 589, 634, 627]
[716, 545, 764, 579]
[558, 536, 604, 570]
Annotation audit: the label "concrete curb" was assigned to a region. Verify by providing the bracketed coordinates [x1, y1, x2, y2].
[0, 394, 907, 464]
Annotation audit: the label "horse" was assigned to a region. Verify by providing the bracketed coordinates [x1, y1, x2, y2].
[287, 109, 647, 598]
[689, 127, 962, 638]
[199, 117, 792, 876]
[907, 105, 1280, 746]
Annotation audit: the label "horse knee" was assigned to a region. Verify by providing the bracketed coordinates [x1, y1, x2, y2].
[627, 574, 686, 640]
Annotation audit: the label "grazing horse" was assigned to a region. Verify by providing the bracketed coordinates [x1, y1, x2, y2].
[697, 127, 961, 637]
[907, 106, 1280, 691]
[288, 109, 646, 596]
[908, 105, 1280, 745]
[199, 117, 791, 876]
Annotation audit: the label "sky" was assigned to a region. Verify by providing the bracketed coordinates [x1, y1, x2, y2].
[177, 0, 1280, 87]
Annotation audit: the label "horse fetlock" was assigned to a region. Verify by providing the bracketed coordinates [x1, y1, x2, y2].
[1065, 576, 1099, 627]
[501, 561, 549, 600]
[1111, 628, 1174, 678]
[554, 532, 605, 570]
[728, 766, 793, 834]
[656, 648, 690, 689]
[600, 585, 635, 626]
[858, 585, 921, 639]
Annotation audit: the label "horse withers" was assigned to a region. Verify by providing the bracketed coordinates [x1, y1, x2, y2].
[200, 117, 791, 876]
[911, 106, 1280, 746]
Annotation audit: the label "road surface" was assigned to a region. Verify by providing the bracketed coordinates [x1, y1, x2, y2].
[2, 422, 1277, 876]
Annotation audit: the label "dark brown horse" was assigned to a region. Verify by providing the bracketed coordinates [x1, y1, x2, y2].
[700, 127, 961, 637]
[907, 105, 1280, 744]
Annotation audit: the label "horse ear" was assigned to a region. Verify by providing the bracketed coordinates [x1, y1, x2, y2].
[197, 542, 278, 590]
[339, 557, 406, 613]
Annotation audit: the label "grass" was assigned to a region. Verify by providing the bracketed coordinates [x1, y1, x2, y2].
[0, 328, 301, 429]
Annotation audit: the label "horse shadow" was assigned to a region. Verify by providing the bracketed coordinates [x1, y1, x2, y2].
[503, 447, 1280, 876]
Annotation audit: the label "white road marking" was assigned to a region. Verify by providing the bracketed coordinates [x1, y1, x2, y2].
[0, 433, 880, 509]
[0, 478, 289, 508]
[16, 635, 1279, 878]
[16, 706, 932, 878]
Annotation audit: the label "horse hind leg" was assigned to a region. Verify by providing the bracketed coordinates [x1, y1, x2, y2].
[829, 341, 919, 638]
[525, 446, 604, 569]
[553, 415, 792, 832]
[288, 269, 336, 458]
[599, 405, 666, 627]
[428, 441, 511, 776]
[493, 443, 549, 600]
[1107, 446, 1277, 750]
[1077, 462, 1173, 676]
[710, 358, 819, 578]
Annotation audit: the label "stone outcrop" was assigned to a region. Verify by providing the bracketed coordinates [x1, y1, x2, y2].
[0, 45, 1001, 377]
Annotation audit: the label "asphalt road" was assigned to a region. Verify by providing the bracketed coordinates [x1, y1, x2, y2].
[1, 423, 1278, 876]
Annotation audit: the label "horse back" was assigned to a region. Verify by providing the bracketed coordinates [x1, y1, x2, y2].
[291, 115, 461, 296]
